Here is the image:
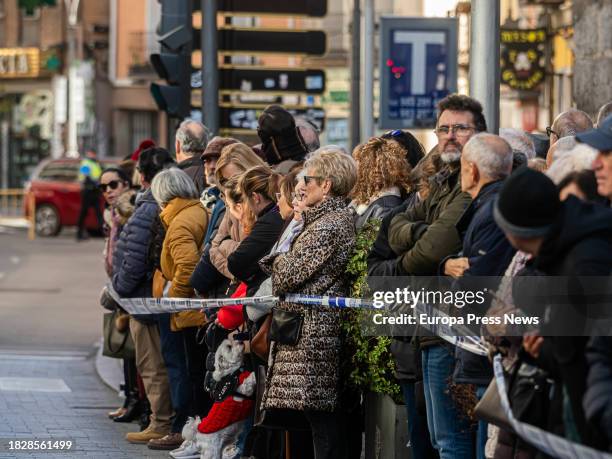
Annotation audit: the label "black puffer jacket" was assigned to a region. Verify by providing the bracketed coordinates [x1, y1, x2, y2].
[112, 189, 159, 299]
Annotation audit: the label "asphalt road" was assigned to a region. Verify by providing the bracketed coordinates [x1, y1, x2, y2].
[0, 230, 106, 350]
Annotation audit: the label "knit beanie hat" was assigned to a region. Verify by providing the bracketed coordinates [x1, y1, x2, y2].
[201, 137, 240, 161]
[257, 105, 308, 165]
[493, 167, 561, 238]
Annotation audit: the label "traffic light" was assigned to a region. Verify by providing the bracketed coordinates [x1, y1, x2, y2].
[150, 0, 192, 119]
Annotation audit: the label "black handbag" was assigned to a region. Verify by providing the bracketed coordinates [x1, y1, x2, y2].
[253, 365, 310, 431]
[103, 311, 135, 359]
[269, 309, 304, 346]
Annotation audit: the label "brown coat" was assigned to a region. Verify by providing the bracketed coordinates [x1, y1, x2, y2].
[160, 198, 208, 298]
[209, 210, 244, 279]
[260, 197, 356, 412]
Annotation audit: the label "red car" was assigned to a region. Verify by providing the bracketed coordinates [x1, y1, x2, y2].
[24, 158, 120, 237]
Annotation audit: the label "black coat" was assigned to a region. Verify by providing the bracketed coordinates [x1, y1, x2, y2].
[111, 189, 159, 299]
[178, 156, 206, 195]
[523, 197, 612, 448]
[584, 336, 612, 452]
[227, 203, 285, 295]
[354, 193, 404, 231]
[451, 181, 516, 386]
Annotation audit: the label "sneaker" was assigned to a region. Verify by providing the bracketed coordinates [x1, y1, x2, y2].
[170, 441, 200, 459]
[125, 425, 168, 444]
[147, 432, 184, 450]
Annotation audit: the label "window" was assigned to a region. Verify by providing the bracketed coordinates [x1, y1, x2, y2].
[20, 8, 41, 47]
[38, 162, 79, 182]
[128, 111, 157, 153]
[0, 0, 5, 17]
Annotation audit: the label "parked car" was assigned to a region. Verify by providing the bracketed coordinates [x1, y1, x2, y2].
[24, 158, 119, 237]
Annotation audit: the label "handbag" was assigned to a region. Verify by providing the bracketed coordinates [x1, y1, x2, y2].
[103, 310, 135, 359]
[251, 313, 272, 361]
[269, 309, 304, 346]
[253, 365, 310, 431]
[474, 377, 513, 432]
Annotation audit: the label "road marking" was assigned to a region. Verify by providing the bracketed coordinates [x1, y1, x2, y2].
[0, 377, 71, 393]
[0, 272, 4, 280]
[0, 349, 90, 361]
[9, 256, 20, 264]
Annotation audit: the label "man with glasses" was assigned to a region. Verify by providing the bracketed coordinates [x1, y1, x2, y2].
[385, 94, 485, 459]
[546, 108, 593, 146]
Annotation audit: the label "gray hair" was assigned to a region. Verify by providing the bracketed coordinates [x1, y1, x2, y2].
[597, 101, 612, 126]
[151, 167, 199, 207]
[546, 143, 598, 184]
[176, 119, 209, 156]
[304, 146, 357, 197]
[552, 108, 593, 139]
[463, 133, 513, 181]
[295, 117, 321, 152]
[499, 128, 536, 159]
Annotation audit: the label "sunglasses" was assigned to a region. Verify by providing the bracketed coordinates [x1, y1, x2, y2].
[98, 180, 124, 192]
[303, 175, 323, 185]
[545, 126, 558, 138]
[385, 129, 403, 137]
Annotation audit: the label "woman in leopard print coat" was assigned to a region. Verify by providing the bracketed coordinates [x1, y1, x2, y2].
[259, 148, 357, 458]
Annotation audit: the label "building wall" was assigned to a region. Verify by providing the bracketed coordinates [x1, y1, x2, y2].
[572, 0, 612, 118]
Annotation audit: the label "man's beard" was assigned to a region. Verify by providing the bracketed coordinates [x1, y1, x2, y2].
[206, 173, 217, 186]
[441, 143, 462, 164]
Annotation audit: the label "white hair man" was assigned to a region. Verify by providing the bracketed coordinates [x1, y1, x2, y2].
[548, 108, 594, 146]
[175, 119, 209, 194]
[500, 128, 536, 170]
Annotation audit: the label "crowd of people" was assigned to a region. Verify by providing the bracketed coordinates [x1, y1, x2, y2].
[95, 96, 612, 459]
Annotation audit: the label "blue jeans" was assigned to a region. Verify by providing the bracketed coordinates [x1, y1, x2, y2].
[158, 314, 191, 433]
[422, 345, 474, 459]
[400, 381, 437, 459]
[475, 385, 487, 459]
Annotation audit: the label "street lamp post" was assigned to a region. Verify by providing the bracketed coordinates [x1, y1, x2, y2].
[469, 0, 500, 134]
[65, 0, 81, 158]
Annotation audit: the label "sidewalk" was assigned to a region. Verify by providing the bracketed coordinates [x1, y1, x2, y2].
[0, 346, 169, 459]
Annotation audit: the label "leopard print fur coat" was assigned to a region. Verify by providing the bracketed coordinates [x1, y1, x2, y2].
[259, 196, 355, 412]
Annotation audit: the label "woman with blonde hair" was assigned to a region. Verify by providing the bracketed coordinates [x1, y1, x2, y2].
[260, 147, 357, 458]
[190, 143, 266, 297]
[351, 137, 412, 229]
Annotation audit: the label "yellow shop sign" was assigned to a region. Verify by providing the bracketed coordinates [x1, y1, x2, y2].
[0, 48, 41, 78]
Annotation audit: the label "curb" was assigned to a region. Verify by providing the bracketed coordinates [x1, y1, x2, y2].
[94, 338, 124, 394]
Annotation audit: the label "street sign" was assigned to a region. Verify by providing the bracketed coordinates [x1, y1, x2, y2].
[379, 17, 458, 130]
[196, 0, 327, 17]
[192, 68, 325, 93]
[193, 29, 327, 56]
[220, 105, 325, 131]
[500, 28, 546, 91]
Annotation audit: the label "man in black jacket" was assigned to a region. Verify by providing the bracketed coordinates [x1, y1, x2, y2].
[494, 168, 612, 450]
[441, 133, 515, 458]
[175, 119, 209, 194]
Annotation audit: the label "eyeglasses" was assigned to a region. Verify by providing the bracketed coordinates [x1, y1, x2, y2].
[98, 180, 123, 192]
[303, 175, 323, 185]
[545, 126, 558, 138]
[291, 191, 305, 202]
[433, 124, 476, 138]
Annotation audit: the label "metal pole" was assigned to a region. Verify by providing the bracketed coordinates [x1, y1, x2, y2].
[66, 26, 79, 157]
[349, 0, 361, 150]
[469, 0, 500, 134]
[363, 0, 375, 140]
[202, 0, 219, 134]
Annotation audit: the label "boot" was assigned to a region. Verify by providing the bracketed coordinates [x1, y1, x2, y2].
[108, 384, 129, 419]
[126, 425, 168, 444]
[113, 390, 141, 423]
[139, 398, 151, 431]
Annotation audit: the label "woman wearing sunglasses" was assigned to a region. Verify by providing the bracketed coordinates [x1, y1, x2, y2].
[259, 147, 357, 459]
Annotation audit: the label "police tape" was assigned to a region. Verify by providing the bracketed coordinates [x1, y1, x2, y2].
[108, 286, 488, 356]
[493, 355, 612, 459]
